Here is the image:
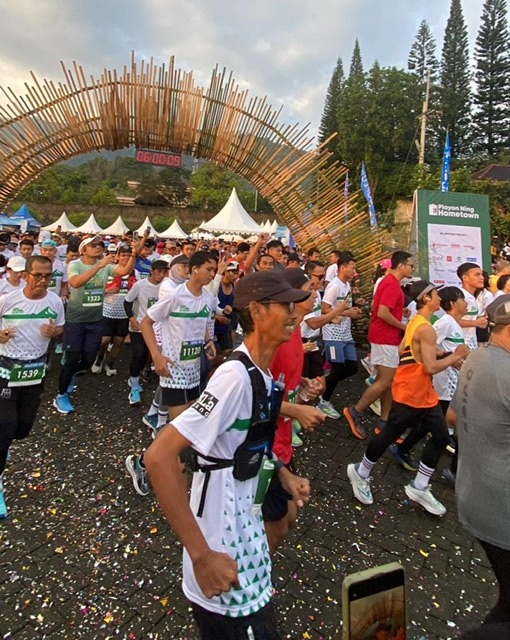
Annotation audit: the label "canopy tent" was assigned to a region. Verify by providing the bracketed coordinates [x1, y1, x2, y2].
[159, 219, 188, 239]
[262, 220, 271, 233]
[0, 215, 15, 228]
[8, 203, 41, 230]
[102, 216, 130, 236]
[269, 219, 278, 234]
[135, 216, 158, 237]
[74, 214, 103, 234]
[191, 220, 206, 233]
[200, 188, 262, 235]
[42, 212, 77, 232]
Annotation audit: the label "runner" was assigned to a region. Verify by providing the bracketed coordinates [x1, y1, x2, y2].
[143, 270, 311, 638]
[0, 257, 26, 296]
[19, 239, 34, 260]
[40, 239, 69, 300]
[457, 262, 489, 350]
[135, 238, 157, 279]
[0, 255, 65, 518]
[213, 261, 238, 357]
[347, 280, 469, 516]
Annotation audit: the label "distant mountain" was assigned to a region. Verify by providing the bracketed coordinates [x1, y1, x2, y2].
[64, 148, 198, 171]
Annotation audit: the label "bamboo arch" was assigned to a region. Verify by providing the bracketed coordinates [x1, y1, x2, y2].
[0, 53, 390, 281]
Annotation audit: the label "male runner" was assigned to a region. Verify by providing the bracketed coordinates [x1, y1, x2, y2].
[456, 262, 489, 350]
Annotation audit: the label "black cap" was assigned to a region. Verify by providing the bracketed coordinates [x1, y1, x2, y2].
[283, 267, 309, 289]
[234, 271, 311, 310]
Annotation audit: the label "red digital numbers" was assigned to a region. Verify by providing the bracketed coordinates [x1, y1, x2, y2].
[135, 149, 182, 167]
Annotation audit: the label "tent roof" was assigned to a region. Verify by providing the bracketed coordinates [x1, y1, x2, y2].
[135, 216, 158, 236]
[74, 214, 103, 234]
[201, 188, 262, 235]
[159, 219, 188, 239]
[42, 212, 77, 232]
[102, 215, 130, 235]
[269, 219, 278, 233]
[12, 204, 37, 221]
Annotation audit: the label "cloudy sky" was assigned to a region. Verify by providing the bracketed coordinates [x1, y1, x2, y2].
[0, 0, 502, 139]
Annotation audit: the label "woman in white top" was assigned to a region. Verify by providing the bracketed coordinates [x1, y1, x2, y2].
[494, 274, 510, 299]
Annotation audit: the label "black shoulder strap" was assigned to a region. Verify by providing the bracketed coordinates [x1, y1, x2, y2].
[225, 351, 271, 421]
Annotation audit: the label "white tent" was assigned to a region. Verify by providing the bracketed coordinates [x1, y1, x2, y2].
[262, 220, 271, 233]
[42, 212, 77, 232]
[191, 220, 206, 233]
[74, 214, 103, 234]
[269, 219, 278, 233]
[159, 219, 188, 239]
[201, 188, 262, 235]
[102, 215, 130, 236]
[135, 216, 158, 236]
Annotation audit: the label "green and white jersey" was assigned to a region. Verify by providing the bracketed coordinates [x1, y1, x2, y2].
[0, 288, 65, 363]
[433, 314, 465, 401]
[66, 259, 116, 323]
[0, 278, 24, 297]
[124, 279, 161, 332]
[322, 277, 353, 341]
[301, 291, 321, 339]
[47, 258, 67, 297]
[172, 343, 273, 618]
[460, 288, 479, 350]
[147, 282, 214, 389]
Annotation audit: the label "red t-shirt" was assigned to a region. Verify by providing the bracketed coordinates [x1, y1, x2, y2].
[367, 273, 404, 346]
[270, 327, 304, 464]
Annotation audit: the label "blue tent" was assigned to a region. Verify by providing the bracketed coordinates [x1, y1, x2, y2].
[9, 203, 41, 228]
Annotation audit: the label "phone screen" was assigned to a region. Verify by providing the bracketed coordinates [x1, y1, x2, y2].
[347, 570, 406, 640]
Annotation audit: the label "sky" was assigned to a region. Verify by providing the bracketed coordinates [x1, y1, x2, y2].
[0, 0, 504, 141]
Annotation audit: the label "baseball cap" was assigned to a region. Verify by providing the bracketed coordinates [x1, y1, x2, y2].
[234, 271, 311, 310]
[283, 267, 309, 289]
[7, 256, 26, 272]
[108, 243, 118, 252]
[226, 261, 240, 272]
[380, 258, 392, 269]
[78, 235, 102, 253]
[170, 254, 190, 267]
[41, 239, 58, 248]
[409, 280, 442, 302]
[487, 294, 510, 326]
[151, 259, 170, 271]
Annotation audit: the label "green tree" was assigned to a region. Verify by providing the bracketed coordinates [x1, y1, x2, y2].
[408, 20, 440, 85]
[474, 0, 510, 155]
[90, 183, 117, 205]
[318, 57, 344, 163]
[439, 0, 472, 157]
[191, 163, 250, 209]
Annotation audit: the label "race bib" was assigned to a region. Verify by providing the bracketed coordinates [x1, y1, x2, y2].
[8, 361, 46, 387]
[83, 288, 104, 307]
[148, 297, 158, 308]
[180, 339, 203, 361]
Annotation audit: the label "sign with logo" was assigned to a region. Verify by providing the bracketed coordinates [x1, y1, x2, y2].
[135, 148, 182, 168]
[411, 190, 491, 287]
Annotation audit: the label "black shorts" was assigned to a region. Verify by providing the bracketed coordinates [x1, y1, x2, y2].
[64, 321, 103, 353]
[102, 316, 129, 338]
[191, 601, 280, 640]
[262, 464, 293, 522]
[302, 347, 324, 379]
[216, 331, 233, 351]
[161, 385, 201, 408]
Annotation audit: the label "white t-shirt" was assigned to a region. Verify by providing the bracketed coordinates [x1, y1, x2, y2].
[158, 277, 179, 300]
[325, 263, 337, 283]
[433, 314, 465, 401]
[147, 282, 214, 389]
[124, 279, 161, 330]
[48, 258, 68, 297]
[0, 288, 65, 367]
[172, 343, 273, 617]
[301, 291, 321, 339]
[0, 279, 24, 296]
[322, 277, 352, 341]
[460, 288, 480, 350]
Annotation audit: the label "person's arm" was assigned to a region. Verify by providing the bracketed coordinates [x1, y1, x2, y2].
[377, 304, 407, 331]
[144, 426, 239, 598]
[305, 300, 349, 329]
[418, 325, 470, 375]
[280, 401, 326, 431]
[446, 406, 457, 428]
[113, 234, 146, 277]
[67, 255, 116, 289]
[60, 281, 69, 299]
[244, 233, 269, 274]
[459, 316, 488, 329]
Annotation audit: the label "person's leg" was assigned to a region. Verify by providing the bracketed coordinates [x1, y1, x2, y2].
[92, 334, 111, 371]
[478, 539, 510, 625]
[58, 323, 86, 395]
[265, 499, 297, 555]
[355, 364, 396, 415]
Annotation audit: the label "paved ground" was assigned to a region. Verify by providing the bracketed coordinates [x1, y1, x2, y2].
[0, 350, 497, 639]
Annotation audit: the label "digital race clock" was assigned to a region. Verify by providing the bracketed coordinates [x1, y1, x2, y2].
[135, 149, 182, 168]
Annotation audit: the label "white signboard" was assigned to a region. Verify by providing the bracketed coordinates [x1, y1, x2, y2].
[427, 223, 483, 286]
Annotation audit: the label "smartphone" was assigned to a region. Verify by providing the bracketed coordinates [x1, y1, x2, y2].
[342, 562, 406, 640]
[145, 226, 151, 235]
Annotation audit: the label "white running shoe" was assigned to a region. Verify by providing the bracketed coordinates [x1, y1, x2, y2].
[91, 355, 105, 374]
[317, 398, 341, 419]
[405, 482, 446, 516]
[347, 463, 373, 505]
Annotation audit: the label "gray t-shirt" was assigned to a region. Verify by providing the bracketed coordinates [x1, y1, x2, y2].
[451, 344, 510, 550]
[66, 260, 116, 323]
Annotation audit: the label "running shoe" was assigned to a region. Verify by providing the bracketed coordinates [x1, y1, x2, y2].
[361, 355, 376, 376]
[128, 379, 143, 391]
[446, 437, 456, 456]
[292, 432, 303, 448]
[105, 362, 117, 377]
[125, 455, 149, 496]
[441, 468, 456, 485]
[404, 481, 446, 516]
[54, 343, 63, 355]
[343, 406, 367, 440]
[129, 388, 142, 406]
[292, 419, 302, 434]
[0, 477, 7, 519]
[389, 444, 418, 472]
[91, 355, 105, 374]
[317, 398, 341, 419]
[53, 394, 75, 414]
[141, 368, 154, 383]
[143, 413, 158, 431]
[67, 375, 77, 394]
[347, 463, 373, 505]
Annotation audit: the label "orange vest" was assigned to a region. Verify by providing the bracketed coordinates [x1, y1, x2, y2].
[392, 314, 439, 409]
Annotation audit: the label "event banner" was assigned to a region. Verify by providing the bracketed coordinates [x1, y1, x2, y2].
[412, 190, 491, 287]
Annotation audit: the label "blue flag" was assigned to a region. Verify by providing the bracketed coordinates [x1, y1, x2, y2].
[361, 162, 378, 228]
[440, 132, 451, 192]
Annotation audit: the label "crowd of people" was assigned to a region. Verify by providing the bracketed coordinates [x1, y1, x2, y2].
[0, 224, 508, 638]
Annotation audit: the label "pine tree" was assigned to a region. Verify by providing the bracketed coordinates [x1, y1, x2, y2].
[349, 38, 364, 77]
[474, 0, 510, 155]
[318, 57, 344, 163]
[439, 0, 472, 157]
[408, 20, 440, 84]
